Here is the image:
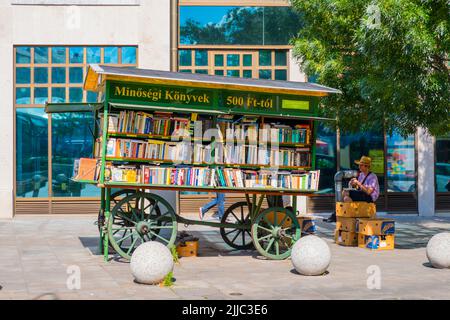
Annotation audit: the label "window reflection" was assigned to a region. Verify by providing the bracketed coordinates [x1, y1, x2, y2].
[104, 47, 118, 64]
[34, 87, 48, 104]
[387, 133, 416, 192]
[52, 47, 66, 63]
[340, 129, 385, 192]
[69, 47, 84, 63]
[34, 67, 48, 84]
[16, 108, 48, 197]
[51, 113, 99, 197]
[316, 123, 337, 194]
[121, 46, 137, 64]
[16, 88, 31, 104]
[34, 47, 49, 64]
[87, 47, 101, 64]
[436, 134, 450, 192]
[16, 47, 31, 64]
[16, 68, 31, 84]
[179, 6, 302, 45]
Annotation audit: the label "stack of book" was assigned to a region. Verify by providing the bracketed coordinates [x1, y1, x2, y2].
[103, 138, 191, 162]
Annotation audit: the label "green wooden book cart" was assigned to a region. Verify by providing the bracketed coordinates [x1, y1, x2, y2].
[46, 65, 340, 261]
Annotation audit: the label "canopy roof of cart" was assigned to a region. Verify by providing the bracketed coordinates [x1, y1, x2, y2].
[84, 64, 341, 97]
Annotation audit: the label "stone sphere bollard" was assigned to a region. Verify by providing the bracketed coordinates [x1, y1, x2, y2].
[291, 235, 331, 276]
[130, 241, 174, 284]
[426, 232, 450, 269]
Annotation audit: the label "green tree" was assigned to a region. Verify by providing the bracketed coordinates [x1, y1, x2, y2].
[291, 0, 449, 136]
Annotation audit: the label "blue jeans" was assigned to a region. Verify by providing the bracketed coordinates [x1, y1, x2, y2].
[201, 193, 225, 218]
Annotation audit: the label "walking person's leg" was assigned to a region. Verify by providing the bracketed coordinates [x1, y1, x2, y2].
[199, 194, 219, 219]
[217, 193, 225, 218]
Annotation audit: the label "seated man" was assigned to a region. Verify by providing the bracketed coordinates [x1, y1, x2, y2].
[343, 156, 379, 203]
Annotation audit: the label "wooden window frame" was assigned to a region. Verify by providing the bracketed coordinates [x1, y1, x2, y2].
[13, 45, 138, 214]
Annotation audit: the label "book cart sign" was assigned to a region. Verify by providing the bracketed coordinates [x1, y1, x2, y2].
[109, 82, 314, 115]
[109, 82, 214, 107]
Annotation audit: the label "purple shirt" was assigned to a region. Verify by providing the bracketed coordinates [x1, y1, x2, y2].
[357, 172, 380, 202]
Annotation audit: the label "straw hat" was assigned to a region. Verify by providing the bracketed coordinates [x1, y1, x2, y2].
[354, 156, 372, 167]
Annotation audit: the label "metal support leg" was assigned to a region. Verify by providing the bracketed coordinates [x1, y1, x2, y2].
[99, 187, 105, 254]
[103, 188, 111, 262]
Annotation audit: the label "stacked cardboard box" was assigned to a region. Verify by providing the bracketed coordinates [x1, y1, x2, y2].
[297, 215, 317, 235]
[357, 218, 395, 250]
[334, 202, 395, 250]
[335, 202, 376, 247]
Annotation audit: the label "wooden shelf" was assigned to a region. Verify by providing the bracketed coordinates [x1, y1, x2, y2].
[106, 132, 310, 147]
[100, 181, 317, 196]
[103, 157, 311, 170]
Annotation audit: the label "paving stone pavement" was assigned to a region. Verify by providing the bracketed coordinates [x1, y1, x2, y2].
[0, 213, 449, 300]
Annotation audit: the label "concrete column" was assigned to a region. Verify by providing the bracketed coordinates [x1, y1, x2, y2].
[0, 2, 14, 219]
[417, 127, 435, 216]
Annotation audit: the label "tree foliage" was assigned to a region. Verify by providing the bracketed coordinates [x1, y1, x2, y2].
[180, 7, 303, 45]
[291, 0, 449, 136]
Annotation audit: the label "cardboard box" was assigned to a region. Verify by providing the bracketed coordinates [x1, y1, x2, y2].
[335, 230, 358, 246]
[357, 218, 395, 235]
[336, 202, 376, 218]
[336, 217, 358, 233]
[176, 240, 199, 257]
[358, 234, 395, 250]
[297, 216, 316, 234]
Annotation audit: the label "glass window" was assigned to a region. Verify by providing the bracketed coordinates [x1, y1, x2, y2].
[436, 134, 450, 192]
[51, 112, 99, 197]
[52, 47, 66, 63]
[259, 50, 271, 66]
[34, 67, 48, 84]
[275, 69, 287, 81]
[195, 50, 208, 66]
[316, 123, 337, 193]
[87, 47, 101, 64]
[121, 46, 137, 64]
[215, 70, 224, 76]
[227, 70, 240, 77]
[179, 50, 192, 66]
[340, 129, 385, 192]
[52, 67, 66, 84]
[226, 54, 239, 67]
[87, 91, 98, 103]
[275, 50, 287, 66]
[16, 108, 48, 197]
[104, 47, 118, 64]
[258, 69, 271, 79]
[195, 69, 208, 74]
[386, 133, 416, 192]
[214, 54, 224, 67]
[243, 70, 252, 78]
[69, 88, 83, 102]
[34, 87, 48, 104]
[69, 47, 84, 63]
[179, 69, 192, 73]
[16, 68, 31, 84]
[179, 6, 302, 45]
[16, 47, 31, 64]
[34, 47, 49, 64]
[52, 88, 66, 103]
[243, 54, 252, 67]
[16, 88, 31, 104]
[69, 67, 83, 83]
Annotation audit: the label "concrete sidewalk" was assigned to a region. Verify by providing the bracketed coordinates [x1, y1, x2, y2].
[0, 214, 449, 300]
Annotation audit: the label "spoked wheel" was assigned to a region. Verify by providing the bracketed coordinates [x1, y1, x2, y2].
[107, 192, 178, 260]
[219, 201, 254, 250]
[97, 189, 136, 231]
[251, 207, 300, 260]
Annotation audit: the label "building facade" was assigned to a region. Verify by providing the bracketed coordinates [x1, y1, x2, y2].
[0, 0, 448, 219]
